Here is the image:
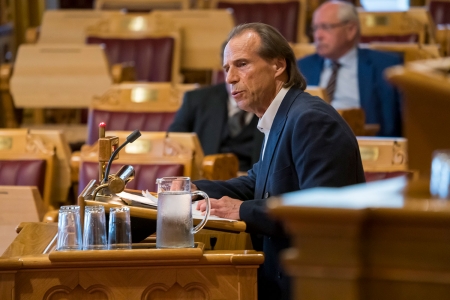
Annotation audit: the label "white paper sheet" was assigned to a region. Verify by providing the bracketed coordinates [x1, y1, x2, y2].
[116, 191, 236, 222]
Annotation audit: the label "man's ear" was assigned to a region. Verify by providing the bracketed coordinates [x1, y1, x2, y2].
[346, 22, 358, 41]
[273, 58, 287, 77]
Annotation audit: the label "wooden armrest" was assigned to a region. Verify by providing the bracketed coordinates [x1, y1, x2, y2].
[337, 108, 366, 136]
[0, 63, 13, 90]
[43, 209, 59, 223]
[202, 153, 239, 180]
[25, 26, 40, 44]
[111, 63, 136, 84]
[70, 151, 81, 183]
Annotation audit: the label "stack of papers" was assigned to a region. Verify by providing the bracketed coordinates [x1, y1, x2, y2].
[116, 191, 236, 222]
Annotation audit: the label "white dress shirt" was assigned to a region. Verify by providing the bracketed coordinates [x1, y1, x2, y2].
[257, 87, 290, 160]
[319, 47, 360, 110]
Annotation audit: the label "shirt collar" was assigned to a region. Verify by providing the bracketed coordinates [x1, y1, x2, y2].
[324, 47, 358, 68]
[257, 87, 290, 134]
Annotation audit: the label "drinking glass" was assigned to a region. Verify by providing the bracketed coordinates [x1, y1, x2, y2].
[430, 150, 450, 199]
[56, 205, 82, 251]
[108, 206, 132, 250]
[83, 205, 107, 250]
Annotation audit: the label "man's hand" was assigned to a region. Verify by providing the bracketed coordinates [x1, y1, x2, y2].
[195, 196, 242, 220]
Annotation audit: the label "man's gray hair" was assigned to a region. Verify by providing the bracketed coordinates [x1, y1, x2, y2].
[334, 0, 359, 25]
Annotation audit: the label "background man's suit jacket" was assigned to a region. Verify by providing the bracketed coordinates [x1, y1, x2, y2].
[297, 48, 403, 137]
[168, 83, 264, 171]
[195, 87, 366, 300]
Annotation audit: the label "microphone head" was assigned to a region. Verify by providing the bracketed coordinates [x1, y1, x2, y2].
[127, 130, 141, 143]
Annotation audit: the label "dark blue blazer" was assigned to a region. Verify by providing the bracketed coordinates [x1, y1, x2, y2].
[297, 48, 403, 137]
[168, 83, 264, 171]
[195, 87, 365, 300]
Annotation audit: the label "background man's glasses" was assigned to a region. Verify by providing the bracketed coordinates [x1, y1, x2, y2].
[311, 21, 349, 33]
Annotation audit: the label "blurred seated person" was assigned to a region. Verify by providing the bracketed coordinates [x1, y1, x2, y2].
[168, 82, 264, 172]
[297, 0, 403, 137]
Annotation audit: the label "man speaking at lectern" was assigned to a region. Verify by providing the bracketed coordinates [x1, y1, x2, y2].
[193, 23, 365, 300]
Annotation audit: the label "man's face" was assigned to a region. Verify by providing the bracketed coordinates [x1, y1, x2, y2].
[223, 31, 280, 118]
[312, 3, 357, 60]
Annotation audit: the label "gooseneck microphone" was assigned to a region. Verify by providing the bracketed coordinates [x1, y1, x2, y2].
[102, 129, 141, 184]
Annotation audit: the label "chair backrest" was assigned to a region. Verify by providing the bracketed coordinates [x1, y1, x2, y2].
[85, 14, 181, 84]
[385, 58, 450, 179]
[152, 9, 235, 71]
[78, 131, 202, 194]
[9, 44, 112, 109]
[38, 10, 122, 44]
[0, 129, 56, 208]
[292, 42, 441, 62]
[363, 42, 441, 62]
[30, 129, 72, 205]
[95, 0, 191, 11]
[290, 42, 316, 61]
[357, 136, 413, 182]
[305, 86, 329, 103]
[428, 0, 450, 25]
[358, 9, 429, 44]
[208, 0, 308, 43]
[86, 82, 198, 144]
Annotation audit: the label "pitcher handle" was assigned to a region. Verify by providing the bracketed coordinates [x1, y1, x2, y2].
[191, 191, 210, 234]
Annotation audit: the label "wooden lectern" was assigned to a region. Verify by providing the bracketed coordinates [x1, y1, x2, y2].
[385, 57, 450, 178]
[0, 222, 263, 300]
[268, 177, 450, 300]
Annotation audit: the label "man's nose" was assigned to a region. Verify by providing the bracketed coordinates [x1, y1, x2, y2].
[314, 29, 324, 41]
[226, 67, 238, 84]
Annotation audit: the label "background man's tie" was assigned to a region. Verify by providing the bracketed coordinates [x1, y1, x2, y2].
[228, 110, 247, 137]
[326, 61, 341, 102]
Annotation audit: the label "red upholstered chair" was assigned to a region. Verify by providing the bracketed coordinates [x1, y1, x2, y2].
[210, 0, 308, 43]
[59, 0, 95, 8]
[0, 160, 46, 196]
[85, 14, 181, 84]
[428, 0, 450, 25]
[0, 129, 56, 208]
[86, 36, 175, 82]
[85, 83, 198, 145]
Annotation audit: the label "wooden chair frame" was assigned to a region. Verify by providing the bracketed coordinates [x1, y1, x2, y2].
[357, 8, 433, 44]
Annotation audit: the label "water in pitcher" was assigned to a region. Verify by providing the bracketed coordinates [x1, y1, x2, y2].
[156, 191, 194, 248]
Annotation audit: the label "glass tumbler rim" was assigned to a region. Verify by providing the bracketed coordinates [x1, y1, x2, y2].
[156, 176, 190, 183]
[85, 205, 105, 212]
[110, 206, 130, 213]
[59, 205, 80, 211]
